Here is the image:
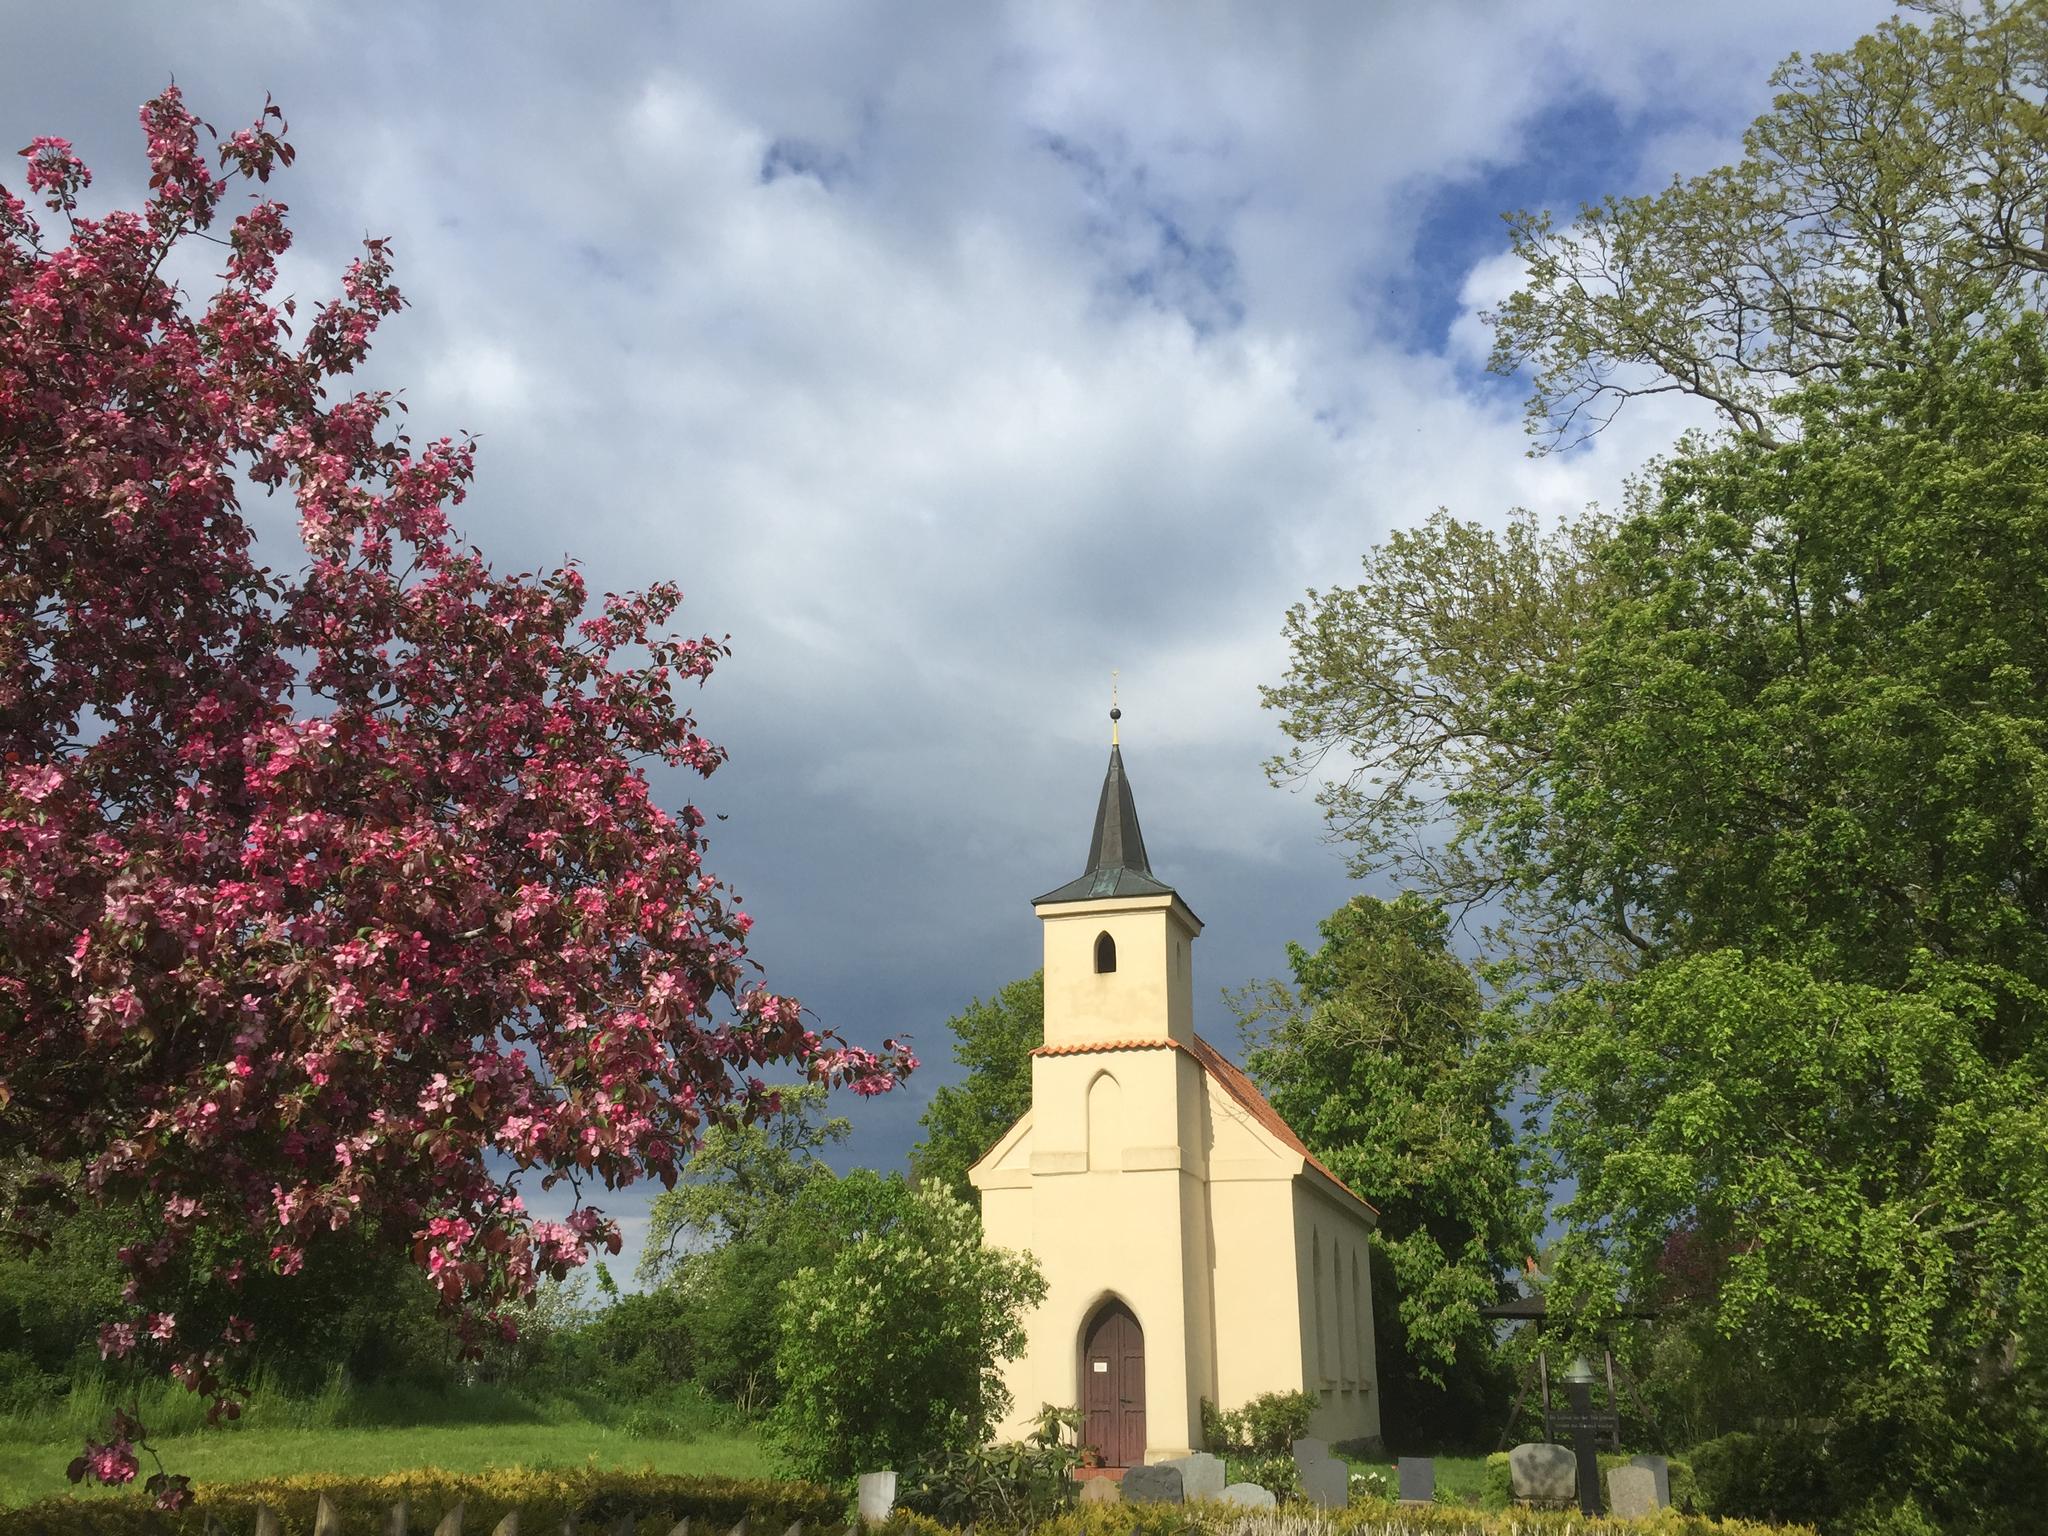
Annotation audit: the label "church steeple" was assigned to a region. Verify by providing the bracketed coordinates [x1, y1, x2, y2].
[1034, 706, 1179, 906]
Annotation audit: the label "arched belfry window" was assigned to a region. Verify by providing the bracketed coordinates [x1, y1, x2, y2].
[1094, 932, 1117, 974]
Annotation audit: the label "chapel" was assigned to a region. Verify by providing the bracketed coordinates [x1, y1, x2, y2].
[969, 713, 1381, 1466]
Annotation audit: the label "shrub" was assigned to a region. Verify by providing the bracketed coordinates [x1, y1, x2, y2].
[897, 1406, 1082, 1526]
[1691, 1430, 1830, 1525]
[1201, 1389, 1319, 1456]
[0, 1469, 843, 1536]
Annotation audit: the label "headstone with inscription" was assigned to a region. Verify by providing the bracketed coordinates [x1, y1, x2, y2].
[1121, 1464, 1184, 1505]
[1397, 1458, 1434, 1504]
[1508, 1442, 1576, 1505]
[1607, 1465, 1659, 1520]
[1629, 1454, 1671, 1509]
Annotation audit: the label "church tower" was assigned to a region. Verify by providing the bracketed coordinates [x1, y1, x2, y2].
[972, 708, 1382, 1468]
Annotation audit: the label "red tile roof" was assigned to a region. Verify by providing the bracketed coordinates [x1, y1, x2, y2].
[1029, 1034, 1375, 1215]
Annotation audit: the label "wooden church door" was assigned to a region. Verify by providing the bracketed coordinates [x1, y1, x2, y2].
[1081, 1300, 1145, 1467]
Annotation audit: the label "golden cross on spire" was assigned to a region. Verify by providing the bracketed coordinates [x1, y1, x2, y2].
[1110, 669, 1121, 746]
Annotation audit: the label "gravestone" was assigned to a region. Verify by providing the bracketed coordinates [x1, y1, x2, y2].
[1290, 1437, 1330, 1466]
[1122, 1464, 1185, 1504]
[1629, 1454, 1672, 1509]
[1607, 1465, 1660, 1520]
[1079, 1478, 1121, 1506]
[856, 1471, 896, 1526]
[1508, 1442, 1577, 1505]
[1162, 1453, 1226, 1502]
[1397, 1457, 1435, 1504]
[1297, 1456, 1350, 1510]
[1217, 1483, 1277, 1510]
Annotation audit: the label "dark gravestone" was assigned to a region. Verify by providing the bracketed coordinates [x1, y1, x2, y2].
[1629, 1454, 1671, 1509]
[1559, 1379, 1605, 1515]
[1121, 1464, 1184, 1505]
[1397, 1458, 1434, 1503]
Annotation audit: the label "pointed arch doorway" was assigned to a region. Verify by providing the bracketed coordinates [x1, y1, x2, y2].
[1080, 1299, 1145, 1467]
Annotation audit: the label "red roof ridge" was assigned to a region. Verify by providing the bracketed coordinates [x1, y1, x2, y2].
[1186, 1033, 1377, 1215]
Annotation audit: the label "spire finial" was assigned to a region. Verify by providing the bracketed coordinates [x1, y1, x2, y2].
[1110, 669, 1121, 746]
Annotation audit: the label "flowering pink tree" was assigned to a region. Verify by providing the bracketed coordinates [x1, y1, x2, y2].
[1, 90, 912, 1504]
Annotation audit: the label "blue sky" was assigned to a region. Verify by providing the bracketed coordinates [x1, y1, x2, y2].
[6, 1, 1891, 1281]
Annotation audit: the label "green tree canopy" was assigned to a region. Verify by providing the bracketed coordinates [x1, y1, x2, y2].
[638, 1082, 850, 1285]
[1490, 0, 2048, 450]
[1235, 894, 1540, 1446]
[910, 972, 1043, 1202]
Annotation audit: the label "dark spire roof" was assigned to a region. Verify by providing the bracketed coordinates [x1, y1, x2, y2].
[1033, 741, 1179, 905]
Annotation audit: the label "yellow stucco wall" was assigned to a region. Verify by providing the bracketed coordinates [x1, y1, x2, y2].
[971, 891, 1380, 1461]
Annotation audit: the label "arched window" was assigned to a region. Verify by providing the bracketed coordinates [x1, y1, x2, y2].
[1094, 931, 1117, 973]
[1313, 1229, 1328, 1382]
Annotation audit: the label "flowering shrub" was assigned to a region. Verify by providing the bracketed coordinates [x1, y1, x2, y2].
[0, 87, 911, 1504]
[768, 1182, 1044, 1481]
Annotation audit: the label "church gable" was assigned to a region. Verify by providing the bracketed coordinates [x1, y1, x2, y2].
[968, 1107, 1034, 1189]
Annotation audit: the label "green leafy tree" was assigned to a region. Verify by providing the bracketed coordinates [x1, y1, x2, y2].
[769, 1181, 1044, 1482]
[1272, 321, 2048, 1523]
[639, 1083, 850, 1285]
[1260, 509, 1625, 987]
[1235, 895, 1540, 1447]
[1524, 325, 2048, 1526]
[910, 973, 1043, 1202]
[1489, 1, 2048, 449]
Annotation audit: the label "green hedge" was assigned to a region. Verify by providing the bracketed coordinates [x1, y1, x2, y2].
[0, 1468, 844, 1536]
[1480, 1451, 1697, 1514]
[885, 1500, 1805, 1536]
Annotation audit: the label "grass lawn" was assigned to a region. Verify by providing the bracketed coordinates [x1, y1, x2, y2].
[1341, 1453, 1492, 1506]
[0, 1421, 776, 1510]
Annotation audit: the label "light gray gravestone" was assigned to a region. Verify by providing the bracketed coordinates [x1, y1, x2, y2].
[1121, 1464, 1184, 1504]
[1397, 1457, 1435, 1504]
[856, 1472, 896, 1526]
[1217, 1483, 1278, 1510]
[1162, 1453, 1226, 1502]
[1079, 1477, 1121, 1505]
[491, 1514, 521, 1536]
[1607, 1465, 1660, 1520]
[1290, 1437, 1330, 1467]
[1508, 1442, 1577, 1504]
[1629, 1454, 1672, 1508]
[1298, 1457, 1350, 1510]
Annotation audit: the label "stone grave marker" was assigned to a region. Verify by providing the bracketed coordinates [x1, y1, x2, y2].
[1297, 1456, 1350, 1510]
[1290, 1437, 1330, 1466]
[856, 1472, 896, 1526]
[1079, 1478, 1120, 1506]
[1122, 1464, 1184, 1504]
[1629, 1454, 1672, 1508]
[1607, 1465, 1660, 1520]
[1217, 1483, 1277, 1510]
[1162, 1453, 1226, 1502]
[1397, 1457, 1435, 1504]
[1508, 1442, 1576, 1505]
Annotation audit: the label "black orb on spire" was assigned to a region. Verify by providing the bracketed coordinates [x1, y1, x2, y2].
[1109, 705, 1122, 721]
